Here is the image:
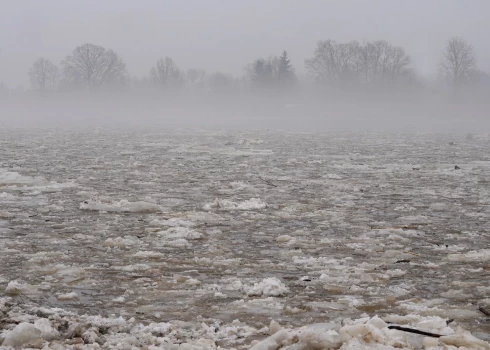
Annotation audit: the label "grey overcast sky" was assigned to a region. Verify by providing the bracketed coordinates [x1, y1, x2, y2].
[1, 0, 489, 88]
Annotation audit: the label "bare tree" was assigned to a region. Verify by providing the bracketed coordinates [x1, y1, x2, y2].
[358, 41, 411, 85]
[28, 58, 59, 90]
[306, 39, 411, 88]
[62, 43, 127, 90]
[149, 57, 183, 88]
[440, 37, 476, 87]
[305, 40, 360, 85]
[186, 69, 207, 87]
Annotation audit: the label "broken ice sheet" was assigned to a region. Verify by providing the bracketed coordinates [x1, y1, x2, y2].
[1, 129, 490, 348]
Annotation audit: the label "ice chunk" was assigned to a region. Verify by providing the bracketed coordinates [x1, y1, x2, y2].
[5, 280, 28, 295]
[430, 202, 448, 211]
[228, 181, 255, 191]
[1, 322, 42, 347]
[0, 169, 47, 186]
[150, 218, 195, 227]
[80, 199, 162, 213]
[448, 249, 490, 262]
[112, 296, 125, 303]
[269, 320, 282, 335]
[164, 238, 191, 248]
[250, 324, 341, 350]
[103, 236, 138, 248]
[57, 292, 79, 301]
[0, 192, 16, 199]
[0, 210, 13, 218]
[440, 332, 490, 349]
[203, 197, 267, 210]
[157, 226, 202, 240]
[34, 318, 59, 341]
[276, 235, 292, 243]
[246, 277, 289, 297]
[133, 251, 165, 258]
[117, 264, 151, 272]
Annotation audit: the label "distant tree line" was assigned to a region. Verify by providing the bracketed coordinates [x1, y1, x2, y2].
[305, 40, 412, 88]
[14, 37, 490, 95]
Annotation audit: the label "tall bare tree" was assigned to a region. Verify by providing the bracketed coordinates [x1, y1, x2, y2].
[440, 37, 476, 87]
[356, 41, 411, 85]
[149, 57, 183, 88]
[305, 40, 360, 85]
[62, 43, 127, 89]
[28, 58, 59, 90]
[306, 39, 411, 88]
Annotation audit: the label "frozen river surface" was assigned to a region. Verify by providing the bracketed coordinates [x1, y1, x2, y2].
[0, 128, 489, 349]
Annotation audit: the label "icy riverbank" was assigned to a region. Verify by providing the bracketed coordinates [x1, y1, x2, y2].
[1, 297, 489, 349]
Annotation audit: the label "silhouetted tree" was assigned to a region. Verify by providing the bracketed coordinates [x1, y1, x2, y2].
[186, 69, 207, 88]
[149, 57, 183, 88]
[28, 58, 59, 90]
[62, 43, 127, 90]
[305, 40, 360, 85]
[247, 58, 275, 88]
[440, 37, 476, 87]
[305, 40, 411, 88]
[276, 51, 296, 86]
[356, 41, 411, 86]
[208, 72, 234, 92]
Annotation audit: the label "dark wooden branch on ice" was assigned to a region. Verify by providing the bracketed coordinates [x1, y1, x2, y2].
[388, 325, 442, 338]
[258, 177, 278, 187]
[395, 259, 410, 263]
[479, 306, 490, 317]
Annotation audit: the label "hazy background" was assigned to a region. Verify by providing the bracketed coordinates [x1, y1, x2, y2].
[3, 0, 490, 87]
[1, 0, 489, 131]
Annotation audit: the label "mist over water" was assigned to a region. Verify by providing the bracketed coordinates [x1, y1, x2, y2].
[2, 92, 490, 133]
[0, 1, 489, 133]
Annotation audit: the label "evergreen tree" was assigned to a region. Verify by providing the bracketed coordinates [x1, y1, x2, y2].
[248, 58, 275, 88]
[276, 50, 295, 85]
